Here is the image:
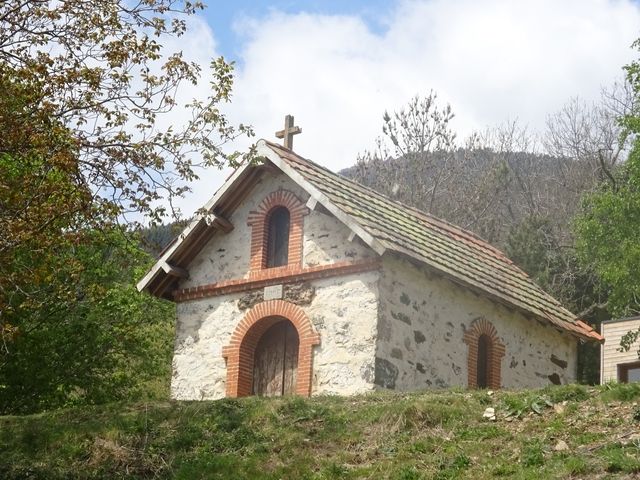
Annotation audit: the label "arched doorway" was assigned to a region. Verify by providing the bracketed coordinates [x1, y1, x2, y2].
[252, 318, 299, 396]
[222, 300, 321, 398]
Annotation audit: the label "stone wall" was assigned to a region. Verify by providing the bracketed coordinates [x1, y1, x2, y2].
[375, 255, 578, 390]
[303, 205, 374, 268]
[171, 270, 380, 400]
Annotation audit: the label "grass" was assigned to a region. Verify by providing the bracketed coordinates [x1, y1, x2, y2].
[1, 384, 640, 479]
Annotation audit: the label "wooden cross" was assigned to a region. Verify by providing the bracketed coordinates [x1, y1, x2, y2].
[275, 115, 301, 149]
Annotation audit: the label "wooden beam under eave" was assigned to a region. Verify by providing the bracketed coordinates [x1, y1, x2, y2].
[218, 169, 260, 217]
[306, 197, 318, 211]
[212, 215, 233, 233]
[202, 213, 233, 233]
[161, 262, 189, 279]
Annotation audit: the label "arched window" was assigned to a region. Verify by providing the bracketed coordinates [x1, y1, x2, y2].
[246, 190, 309, 274]
[476, 334, 491, 389]
[266, 207, 290, 268]
[463, 318, 505, 389]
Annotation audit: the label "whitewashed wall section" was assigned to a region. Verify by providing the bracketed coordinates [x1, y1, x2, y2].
[171, 271, 380, 400]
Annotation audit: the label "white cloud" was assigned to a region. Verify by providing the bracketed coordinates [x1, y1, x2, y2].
[173, 0, 640, 216]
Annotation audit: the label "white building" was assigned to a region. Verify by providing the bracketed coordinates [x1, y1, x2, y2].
[138, 138, 603, 399]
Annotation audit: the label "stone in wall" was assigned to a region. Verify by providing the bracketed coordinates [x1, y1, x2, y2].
[550, 354, 568, 369]
[414, 330, 426, 344]
[548, 373, 562, 385]
[285, 282, 316, 305]
[237, 282, 316, 310]
[374, 357, 398, 389]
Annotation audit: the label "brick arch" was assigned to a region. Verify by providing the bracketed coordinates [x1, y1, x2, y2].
[463, 318, 506, 389]
[222, 300, 320, 397]
[247, 189, 310, 275]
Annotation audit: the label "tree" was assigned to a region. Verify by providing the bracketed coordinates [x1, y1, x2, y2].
[545, 82, 633, 185]
[575, 40, 640, 319]
[0, 72, 175, 411]
[575, 147, 640, 318]
[0, 229, 174, 414]
[0, 68, 90, 355]
[0, 0, 251, 408]
[0, 1, 252, 360]
[574, 39, 640, 360]
[353, 91, 456, 214]
[1, 0, 252, 224]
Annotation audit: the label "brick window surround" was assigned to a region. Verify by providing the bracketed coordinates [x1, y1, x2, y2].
[463, 318, 505, 389]
[247, 190, 310, 277]
[221, 299, 321, 398]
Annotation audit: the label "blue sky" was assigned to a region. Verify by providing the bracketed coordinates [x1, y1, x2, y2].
[164, 0, 640, 215]
[202, 0, 393, 59]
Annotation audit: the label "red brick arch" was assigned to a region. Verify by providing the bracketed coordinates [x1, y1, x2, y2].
[222, 299, 320, 397]
[463, 318, 506, 389]
[247, 189, 309, 275]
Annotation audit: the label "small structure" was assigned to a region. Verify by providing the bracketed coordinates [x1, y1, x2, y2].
[601, 316, 640, 383]
[138, 118, 603, 399]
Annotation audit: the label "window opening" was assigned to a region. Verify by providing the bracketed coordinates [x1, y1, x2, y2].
[618, 361, 640, 383]
[477, 334, 490, 389]
[267, 207, 290, 268]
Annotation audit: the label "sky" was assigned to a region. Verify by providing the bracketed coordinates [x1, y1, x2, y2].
[161, 0, 640, 216]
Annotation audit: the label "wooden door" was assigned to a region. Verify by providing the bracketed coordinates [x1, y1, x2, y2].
[252, 320, 299, 396]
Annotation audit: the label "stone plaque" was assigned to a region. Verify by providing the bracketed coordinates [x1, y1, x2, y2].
[264, 284, 283, 300]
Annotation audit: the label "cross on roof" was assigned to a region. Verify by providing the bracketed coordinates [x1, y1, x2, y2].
[275, 114, 301, 150]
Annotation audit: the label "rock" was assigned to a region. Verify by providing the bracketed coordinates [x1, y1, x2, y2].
[374, 357, 399, 389]
[554, 440, 569, 451]
[486, 390, 494, 396]
[483, 407, 496, 421]
[553, 403, 565, 414]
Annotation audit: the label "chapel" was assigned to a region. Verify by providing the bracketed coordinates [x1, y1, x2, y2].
[138, 117, 603, 399]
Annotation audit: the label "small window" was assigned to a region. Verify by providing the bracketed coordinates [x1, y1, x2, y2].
[476, 334, 490, 389]
[267, 207, 290, 268]
[618, 361, 640, 383]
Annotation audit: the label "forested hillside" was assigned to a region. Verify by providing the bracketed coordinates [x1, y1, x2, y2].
[342, 146, 604, 320]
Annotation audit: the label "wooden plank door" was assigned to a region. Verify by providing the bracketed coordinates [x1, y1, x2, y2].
[252, 320, 299, 396]
[282, 322, 298, 395]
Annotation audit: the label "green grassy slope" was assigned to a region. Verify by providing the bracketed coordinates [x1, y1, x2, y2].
[1, 384, 640, 479]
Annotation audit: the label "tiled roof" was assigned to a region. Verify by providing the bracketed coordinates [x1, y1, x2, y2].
[264, 141, 602, 342]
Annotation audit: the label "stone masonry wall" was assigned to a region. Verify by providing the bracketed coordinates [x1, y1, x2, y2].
[375, 255, 578, 391]
[171, 271, 379, 400]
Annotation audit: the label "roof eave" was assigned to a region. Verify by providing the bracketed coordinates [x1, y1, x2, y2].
[137, 160, 256, 296]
